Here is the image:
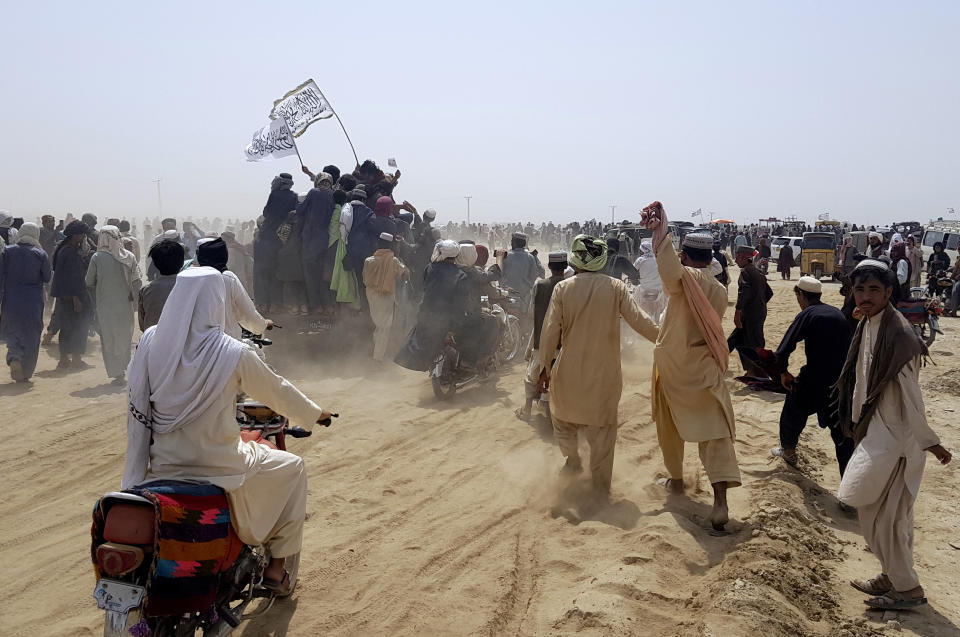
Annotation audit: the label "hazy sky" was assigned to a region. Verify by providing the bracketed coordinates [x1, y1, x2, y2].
[2, 1, 958, 227]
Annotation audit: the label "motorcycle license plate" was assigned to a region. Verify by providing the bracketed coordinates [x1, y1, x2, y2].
[93, 579, 145, 613]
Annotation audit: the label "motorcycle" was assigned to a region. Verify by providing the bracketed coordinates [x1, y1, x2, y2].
[92, 401, 332, 636]
[429, 291, 522, 399]
[757, 256, 770, 275]
[900, 289, 944, 346]
[926, 271, 955, 304]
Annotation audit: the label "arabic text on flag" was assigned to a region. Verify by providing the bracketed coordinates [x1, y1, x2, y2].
[269, 79, 334, 137]
[244, 118, 297, 162]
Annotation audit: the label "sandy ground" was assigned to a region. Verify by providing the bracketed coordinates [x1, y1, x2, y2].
[1, 270, 958, 637]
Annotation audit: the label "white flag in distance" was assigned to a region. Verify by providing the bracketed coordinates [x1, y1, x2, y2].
[269, 79, 334, 138]
[244, 118, 297, 162]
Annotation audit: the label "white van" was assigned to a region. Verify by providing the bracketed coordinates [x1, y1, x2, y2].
[771, 236, 803, 262]
[921, 221, 960, 269]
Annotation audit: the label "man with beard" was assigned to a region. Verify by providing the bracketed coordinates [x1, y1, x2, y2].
[867, 231, 885, 259]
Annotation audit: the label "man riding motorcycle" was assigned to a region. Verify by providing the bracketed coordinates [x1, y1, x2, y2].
[394, 240, 470, 371]
[122, 267, 333, 594]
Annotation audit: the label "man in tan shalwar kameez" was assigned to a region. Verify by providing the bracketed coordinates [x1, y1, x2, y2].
[538, 235, 659, 495]
[641, 203, 741, 532]
[363, 232, 409, 361]
[836, 259, 951, 611]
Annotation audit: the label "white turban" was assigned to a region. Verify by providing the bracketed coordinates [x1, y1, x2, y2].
[431, 239, 460, 262]
[890, 233, 903, 247]
[455, 243, 478, 267]
[869, 231, 882, 241]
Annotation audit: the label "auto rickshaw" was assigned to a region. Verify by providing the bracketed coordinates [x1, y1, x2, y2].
[800, 232, 837, 279]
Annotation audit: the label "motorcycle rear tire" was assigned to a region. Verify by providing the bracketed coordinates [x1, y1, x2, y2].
[498, 316, 522, 363]
[432, 376, 456, 400]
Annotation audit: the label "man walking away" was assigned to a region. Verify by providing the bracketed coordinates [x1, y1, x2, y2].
[518, 251, 567, 421]
[138, 240, 184, 331]
[836, 259, 951, 611]
[731, 244, 772, 376]
[86, 226, 142, 383]
[196, 238, 271, 340]
[363, 232, 409, 361]
[778, 242, 794, 280]
[538, 236, 658, 496]
[769, 276, 854, 474]
[640, 204, 741, 532]
[1, 223, 51, 382]
[51, 221, 93, 368]
[501, 232, 544, 308]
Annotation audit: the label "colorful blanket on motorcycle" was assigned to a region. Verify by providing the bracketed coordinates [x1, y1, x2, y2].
[89, 481, 245, 617]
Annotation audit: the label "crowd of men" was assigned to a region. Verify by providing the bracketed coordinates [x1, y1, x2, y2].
[0, 178, 955, 614]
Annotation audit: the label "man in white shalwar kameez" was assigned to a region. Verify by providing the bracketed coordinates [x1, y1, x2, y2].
[836, 260, 951, 610]
[196, 237, 272, 340]
[85, 226, 142, 383]
[122, 267, 334, 594]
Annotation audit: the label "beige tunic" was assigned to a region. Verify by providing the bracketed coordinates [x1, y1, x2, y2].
[539, 272, 658, 426]
[837, 312, 941, 591]
[147, 348, 324, 552]
[651, 237, 735, 442]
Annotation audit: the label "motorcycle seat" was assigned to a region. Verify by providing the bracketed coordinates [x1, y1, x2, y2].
[103, 502, 156, 545]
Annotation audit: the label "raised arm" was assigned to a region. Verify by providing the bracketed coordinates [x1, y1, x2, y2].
[654, 236, 685, 296]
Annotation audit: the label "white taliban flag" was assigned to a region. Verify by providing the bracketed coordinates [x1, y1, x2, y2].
[243, 118, 297, 162]
[269, 79, 334, 137]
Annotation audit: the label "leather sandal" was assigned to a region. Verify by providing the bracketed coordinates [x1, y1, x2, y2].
[850, 574, 891, 595]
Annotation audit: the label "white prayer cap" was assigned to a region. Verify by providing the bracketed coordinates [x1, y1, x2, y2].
[378, 232, 394, 242]
[796, 276, 822, 293]
[854, 258, 889, 271]
[423, 208, 437, 220]
[681, 233, 713, 250]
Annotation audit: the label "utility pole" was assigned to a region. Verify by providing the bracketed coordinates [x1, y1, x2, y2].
[153, 178, 163, 216]
[610, 205, 617, 225]
[464, 196, 472, 224]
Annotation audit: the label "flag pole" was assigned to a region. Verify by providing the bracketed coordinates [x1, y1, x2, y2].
[321, 91, 360, 167]
[281, 116, 305, 168]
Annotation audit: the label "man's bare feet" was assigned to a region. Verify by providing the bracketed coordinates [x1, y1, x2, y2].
[560, 457, 583, 475]
[710, 481, 729, 531]
[515, 404, 532, 421]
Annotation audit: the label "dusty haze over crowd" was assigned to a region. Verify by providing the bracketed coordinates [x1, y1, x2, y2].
[1, 1, 957, 226]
